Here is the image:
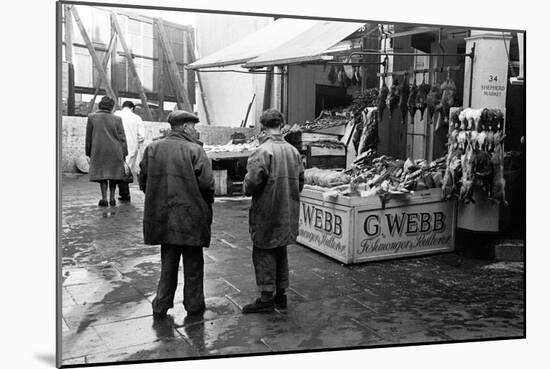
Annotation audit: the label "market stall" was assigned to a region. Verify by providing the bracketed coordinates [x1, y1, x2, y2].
[204, 140, 258, 196]
[187, 21, 524, 259]
[297, 152, 456, 264]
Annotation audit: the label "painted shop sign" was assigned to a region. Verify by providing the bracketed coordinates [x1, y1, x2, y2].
[480, 74, 506, 97]
[297, 201, 350, 261]
[354, 201, 455, 262]
[297, 189, 456, 264]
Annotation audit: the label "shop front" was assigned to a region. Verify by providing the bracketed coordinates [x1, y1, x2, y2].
[189, 20, 524, 263]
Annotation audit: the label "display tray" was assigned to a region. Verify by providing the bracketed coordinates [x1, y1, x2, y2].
[297, 187, 457, 264]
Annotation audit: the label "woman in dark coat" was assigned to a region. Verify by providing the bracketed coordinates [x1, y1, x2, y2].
[85, 96, 128, 207]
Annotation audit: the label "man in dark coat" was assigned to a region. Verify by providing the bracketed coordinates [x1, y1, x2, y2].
[85, 96, 128, 207]
[139, 110, 214, 319]
[242, 109, 304, 313]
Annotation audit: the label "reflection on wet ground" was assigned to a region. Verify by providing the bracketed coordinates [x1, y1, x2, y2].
[61, 174, 524, 365]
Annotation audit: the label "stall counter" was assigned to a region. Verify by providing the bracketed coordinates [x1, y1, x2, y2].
[297, 187, 457, 264]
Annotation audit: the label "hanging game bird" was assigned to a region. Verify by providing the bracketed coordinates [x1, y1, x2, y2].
[388, 79, 400, 119]
[377, 79, 389, 120]
[426, 84, 442, 124]
[407, 78, 418, 123]
[416, 75, 430, 120]
[398, 75, 410, 124]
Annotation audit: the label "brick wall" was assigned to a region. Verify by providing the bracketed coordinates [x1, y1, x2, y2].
[61, 116, 259, 173]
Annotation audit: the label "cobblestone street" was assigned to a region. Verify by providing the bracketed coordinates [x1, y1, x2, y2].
[60, 174, 525, 366]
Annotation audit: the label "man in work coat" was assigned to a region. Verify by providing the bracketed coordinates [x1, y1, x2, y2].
[115, 100, 144, 202]
[139, 110, 214, 319]
[242, 108, 304, 313]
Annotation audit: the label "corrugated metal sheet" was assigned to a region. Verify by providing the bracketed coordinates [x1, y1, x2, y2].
[188, 18, 321, 69]
[244, 21, 365, 68]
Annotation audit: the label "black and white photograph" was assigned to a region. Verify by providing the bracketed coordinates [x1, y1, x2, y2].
[54, 0, 526, 367]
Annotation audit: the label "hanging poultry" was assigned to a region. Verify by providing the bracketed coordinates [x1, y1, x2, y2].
[398, 74, 410, 124]
[416, 74, 430, 120]
[356, 66, 365, 86]
[407, 78, 418, 123]
[473, 148, 493, 197]
[357, 108, 379, 155]
[458, 140, 476, 203]
[426, 83, 442, 125]
[388, 79, 400, 119]
[438, 69, 458, 125]
[377, 79, 389, 120]
[442, 109, 464, 200]
[491, 130, 508, 206]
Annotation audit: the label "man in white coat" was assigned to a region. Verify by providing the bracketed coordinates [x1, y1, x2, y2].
[115, 101, 145, 202]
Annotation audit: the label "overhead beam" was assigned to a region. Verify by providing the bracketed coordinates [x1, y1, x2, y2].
[69, 5, 118, 105]
[156, 18, 192, 111]
[111, 12, 153, 121]
[383, 26, 439, 39]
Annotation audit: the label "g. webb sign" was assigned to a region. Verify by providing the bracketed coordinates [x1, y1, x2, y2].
[355, 201, 455, 261]
[297, 202, 350, 261]
[297, 197, 455, 263]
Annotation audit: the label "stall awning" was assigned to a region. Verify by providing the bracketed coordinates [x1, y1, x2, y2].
[187, 18, 321, 69]
[243, 21, 366, 68]
[188, 19, 366, 70]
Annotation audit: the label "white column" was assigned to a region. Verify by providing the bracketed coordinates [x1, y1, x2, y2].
[463, 32, 512, 109]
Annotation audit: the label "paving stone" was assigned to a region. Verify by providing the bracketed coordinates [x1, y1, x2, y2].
[86, 337, 199, 364]
[261, 318, 383, 351]
[62, 327, 109, 359]
[64, 298, 153, 329]
[176, 313, 293, 355]
[93, 315, 182, 350]
[61, 356, 87, 366]
[65, 280, 146, 306]
[62, 265, 124, 286]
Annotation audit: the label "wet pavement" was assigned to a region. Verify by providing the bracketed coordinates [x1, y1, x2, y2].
[60, 174, 525, 366]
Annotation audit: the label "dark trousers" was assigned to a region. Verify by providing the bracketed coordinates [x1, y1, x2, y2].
[152, 244, 205, 314]
[252, 246, 289, 293]
[118, 181, 130, 199]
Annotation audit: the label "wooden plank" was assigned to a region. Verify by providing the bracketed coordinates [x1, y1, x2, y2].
[158, 36, 165, 122]
[111, 12, 153, 121]
[242, 94, 256, 128]
[185, 33, 211, 124]
[110, 13, 118, 103]
[69, 5, 118, 103]
[88, 32, 117, 114]
[183, 28, 188, 95]
[309, 146, 345, 157]
[207, 151, 253, 160]
[64, 5, 74, 63]
[213, 170, 228, 196]
[156, 18, 192, 111]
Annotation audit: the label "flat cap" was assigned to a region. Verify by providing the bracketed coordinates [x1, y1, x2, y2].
[167, 110, 199, 125]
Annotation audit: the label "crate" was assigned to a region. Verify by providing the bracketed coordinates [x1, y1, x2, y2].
[297, 187, 457, 264]
[306, 145, 346, 170]
[213, 169, 228, 196]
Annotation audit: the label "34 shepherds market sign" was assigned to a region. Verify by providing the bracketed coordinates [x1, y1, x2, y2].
[298, 203, 349, 257]
[355, 201, 455, 259]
